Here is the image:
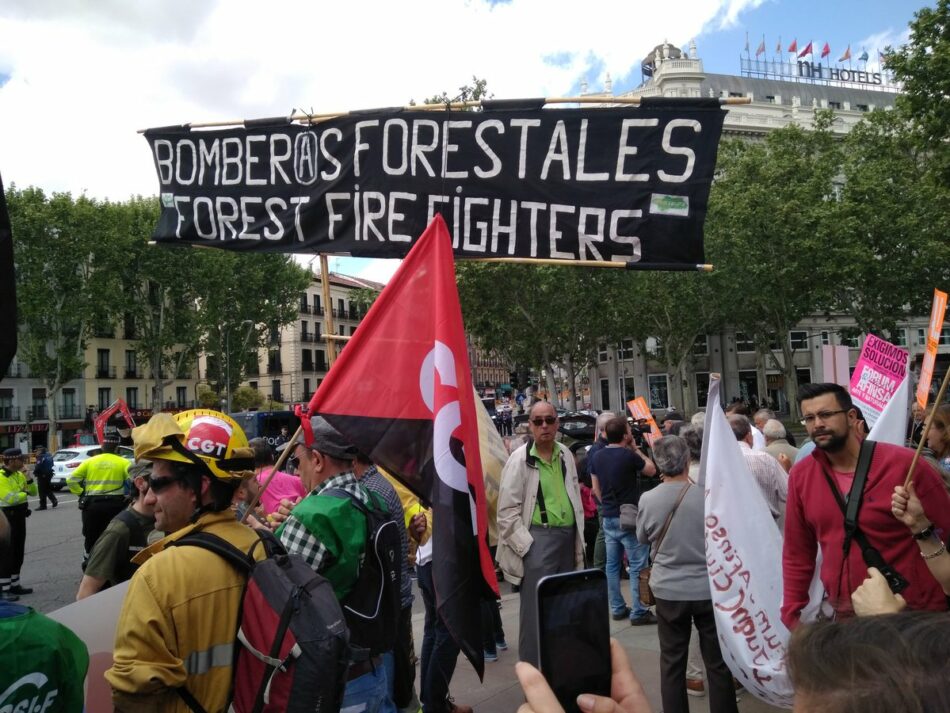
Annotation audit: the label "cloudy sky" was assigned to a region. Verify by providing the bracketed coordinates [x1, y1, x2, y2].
[0, 0, 923, 282]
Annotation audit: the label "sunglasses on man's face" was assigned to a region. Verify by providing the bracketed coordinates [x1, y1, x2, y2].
[287, 454, 300, 470]
[147, 475, 182, 494]
[530, 416, 558, 426]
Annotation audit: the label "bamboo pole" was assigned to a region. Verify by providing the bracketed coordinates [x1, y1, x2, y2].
[903, 366, 950, 489]
[474, 257, 713, 271]
[139, 96, 751, 132]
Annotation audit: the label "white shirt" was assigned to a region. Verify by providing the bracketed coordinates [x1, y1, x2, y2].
[738, 440, 788, 528]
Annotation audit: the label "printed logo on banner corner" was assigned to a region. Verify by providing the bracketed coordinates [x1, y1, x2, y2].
[649, 193, 690, 217]
[161, 192, 175, 208]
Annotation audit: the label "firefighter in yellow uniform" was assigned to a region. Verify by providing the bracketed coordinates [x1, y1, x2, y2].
[68, 432, 130, 568]
[106, 409, 263, 713]
[0, 448, 37, 600]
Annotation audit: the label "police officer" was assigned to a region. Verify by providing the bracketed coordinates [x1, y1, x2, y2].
[33, 446, 57, 510]
[0, 447, 36, 600]
[68, 432, 129, 568]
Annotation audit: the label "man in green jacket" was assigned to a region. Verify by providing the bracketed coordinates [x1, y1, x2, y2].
[0, 509, 90, 711]
[0, 448, 37, 600]
[276, 415, 400, 713]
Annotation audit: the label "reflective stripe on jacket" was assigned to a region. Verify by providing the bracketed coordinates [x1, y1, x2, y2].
[67, 453, 129, 496]
[106, 510, 264, 713]
[0, 468, 36, 508]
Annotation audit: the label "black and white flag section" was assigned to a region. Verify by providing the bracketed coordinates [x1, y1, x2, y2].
[144, 99, 726, 265]
[302, 214, 498, 676]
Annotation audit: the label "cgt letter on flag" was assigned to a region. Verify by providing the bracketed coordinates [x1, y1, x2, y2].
[306, 214, 498, 677]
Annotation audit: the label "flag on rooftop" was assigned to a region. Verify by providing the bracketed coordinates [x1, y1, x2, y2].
[756, 38, 766, 57]
[798, 41, 813, 59]
[839, 45, 851, 62]
[788, 38, 798, 54]
[821, 42, 830, 58]
[858, 49, 869, 62]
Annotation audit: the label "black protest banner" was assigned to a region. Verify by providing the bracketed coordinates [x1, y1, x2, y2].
[145, 99, 726, 264]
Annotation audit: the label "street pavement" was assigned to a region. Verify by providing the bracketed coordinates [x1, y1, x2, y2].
[20, 496, 783, 713]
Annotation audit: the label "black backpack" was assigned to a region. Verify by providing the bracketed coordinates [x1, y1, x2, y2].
[171, 528, 350, 713]
[324, 488, 402, 658]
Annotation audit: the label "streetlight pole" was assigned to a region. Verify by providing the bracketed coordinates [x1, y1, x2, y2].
[225, 320, 254, 414]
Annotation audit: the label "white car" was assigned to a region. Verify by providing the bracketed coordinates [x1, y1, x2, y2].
[50, 445, 134, 491]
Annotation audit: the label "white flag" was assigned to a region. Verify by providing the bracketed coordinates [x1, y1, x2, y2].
[867, 375, 910, 447]
[702, 375, 794, 708]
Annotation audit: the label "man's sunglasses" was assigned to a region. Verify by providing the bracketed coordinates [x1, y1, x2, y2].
[530, 416, 558, 426]
[148, 475, 182, 493]
[287, 454, 300, 470]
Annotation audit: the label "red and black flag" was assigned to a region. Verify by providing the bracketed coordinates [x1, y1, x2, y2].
[0, 174, 16, 378]
[307, 214, 498, 676]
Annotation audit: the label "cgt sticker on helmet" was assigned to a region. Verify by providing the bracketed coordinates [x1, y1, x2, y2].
[185, 415, 233, 459]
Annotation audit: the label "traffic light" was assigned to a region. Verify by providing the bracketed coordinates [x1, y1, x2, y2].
[509, 371, 520, 390]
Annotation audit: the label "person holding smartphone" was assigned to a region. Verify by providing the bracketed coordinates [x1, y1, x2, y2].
[498, 402, 586, 667]
[636, 436, 738, 713]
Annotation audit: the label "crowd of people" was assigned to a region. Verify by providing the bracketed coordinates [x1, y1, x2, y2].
[1, 381, 949, 712]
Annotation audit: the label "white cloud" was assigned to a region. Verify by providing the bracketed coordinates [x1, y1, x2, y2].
[0, 0, 763, 200]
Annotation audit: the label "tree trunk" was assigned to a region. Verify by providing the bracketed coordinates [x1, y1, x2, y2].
[678, 360, 693, 415]
[564, 354, 578, 410]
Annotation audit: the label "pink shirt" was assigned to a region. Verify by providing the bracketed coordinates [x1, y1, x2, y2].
[256, 468, 306, 515]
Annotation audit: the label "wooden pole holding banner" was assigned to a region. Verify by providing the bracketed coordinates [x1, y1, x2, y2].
[138, 96, 751, 132]
[474, 257, 713, 271]
[903, 366, 950, 490]
[241, 253, 340, 524]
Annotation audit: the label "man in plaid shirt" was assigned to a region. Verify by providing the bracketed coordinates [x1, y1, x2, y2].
[275, 415, 398, 713]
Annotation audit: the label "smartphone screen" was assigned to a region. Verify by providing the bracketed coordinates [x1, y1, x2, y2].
[536, 568, 611, 712]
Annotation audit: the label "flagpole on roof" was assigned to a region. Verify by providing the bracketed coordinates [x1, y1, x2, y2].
[136, 96, 751, 133]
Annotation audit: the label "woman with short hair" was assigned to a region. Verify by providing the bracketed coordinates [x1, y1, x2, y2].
[636, 436, 737, 713]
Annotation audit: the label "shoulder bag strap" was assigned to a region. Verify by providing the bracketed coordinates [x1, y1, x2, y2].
[651, 483, 691, 560]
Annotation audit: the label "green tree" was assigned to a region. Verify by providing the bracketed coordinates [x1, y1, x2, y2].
[831, 108, 950, 334]
[457, 263, 629, 408]
[196, 383, 219, 408]
[110, 197, 206, 407]
[231, 384, 264, 411]
[198, 252, 311, 403]
[617, 270, 724, 414]
[8, 187, 127, 447]
[887, 0, 950, 182]
[705, 114, 842, 416]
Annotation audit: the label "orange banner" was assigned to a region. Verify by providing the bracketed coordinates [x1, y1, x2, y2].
[626, 397, 663, 445]
[916, 288, 948, 410]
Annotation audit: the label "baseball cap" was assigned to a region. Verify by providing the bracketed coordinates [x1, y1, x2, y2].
[282, 415, 357, 461]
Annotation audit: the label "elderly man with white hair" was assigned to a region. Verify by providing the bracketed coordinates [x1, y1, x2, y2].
[728, 414, 788, 528]
[763, 418, 799, 472]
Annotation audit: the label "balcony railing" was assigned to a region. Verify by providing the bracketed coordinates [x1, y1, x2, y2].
[333, 308, 349, 319]
[58, 404, 83, 420]
[29, 405, 48, 420]
[124, 367, 139, 378]
[299, 304, 311, 313]
[271, 393, 283, 403]
[96, 366, 117, 379]
[267, 364, 283, 375]
[302, 362, 314, 372]
[0, 406, 20, 421]
[246, 366, 260, 377]
[315, 361, 328, 373]
[314, 306, 324, 316]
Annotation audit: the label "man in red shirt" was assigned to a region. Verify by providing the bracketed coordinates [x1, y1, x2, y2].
[782, 382, 950, 628]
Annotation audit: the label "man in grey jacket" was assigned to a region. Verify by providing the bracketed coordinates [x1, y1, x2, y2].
[497, 401, 585, 667]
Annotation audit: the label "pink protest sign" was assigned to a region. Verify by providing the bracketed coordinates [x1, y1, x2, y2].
[849, 335, 908, 428]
